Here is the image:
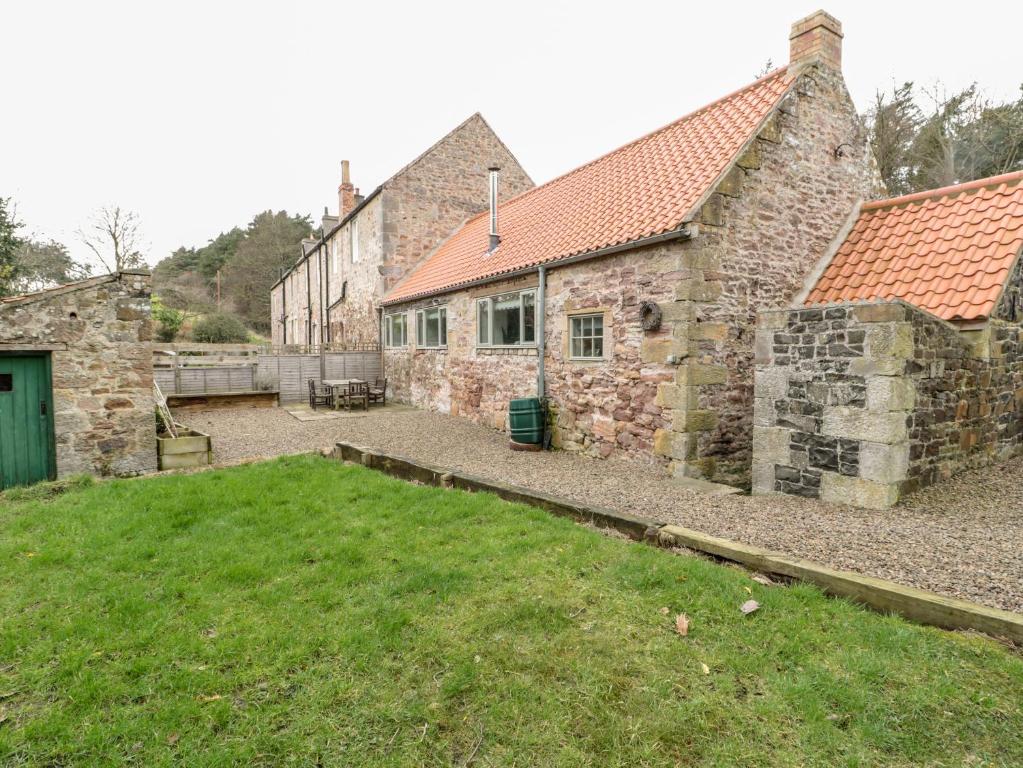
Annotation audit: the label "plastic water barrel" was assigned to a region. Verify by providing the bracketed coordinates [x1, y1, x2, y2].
[508, 397, 543, 445]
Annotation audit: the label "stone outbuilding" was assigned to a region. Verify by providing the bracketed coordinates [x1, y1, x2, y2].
[0, 271, 156, 488]
[754, 171, 1023, 507]
[379, 11, 882, 486]
[270, 114, 533, 349]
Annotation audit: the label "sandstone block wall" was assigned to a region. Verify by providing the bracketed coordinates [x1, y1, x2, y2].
[754, 301, 1023, 508]
[381, 114, 533, 294]
[668, 65, 884, 486]
[382, 64, 883, 482]
[272, 114, 533, 349]
[0, 272, 156, 478]
[384, 242, 680, 463]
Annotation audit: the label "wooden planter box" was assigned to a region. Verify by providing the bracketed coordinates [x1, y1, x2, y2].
[157, 426, 213, 470]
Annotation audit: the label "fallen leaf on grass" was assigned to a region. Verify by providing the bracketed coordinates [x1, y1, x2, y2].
[700, 663, 710, 675]
[740, 600, 760, 615]
[167, 732, 180, 746]
[675, 613, 690, 637]
[743, 586, 752, 595]
[659, 607, 670, 615]
[751, 574, 777, 587]
[196, 694, 222, 703]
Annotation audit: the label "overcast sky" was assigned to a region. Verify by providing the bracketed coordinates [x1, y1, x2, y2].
[3, 1, 1021, 270]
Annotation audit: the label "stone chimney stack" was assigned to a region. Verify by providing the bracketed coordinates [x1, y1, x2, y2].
[338, 160, 356, 217]
[789, 10, 843, 72]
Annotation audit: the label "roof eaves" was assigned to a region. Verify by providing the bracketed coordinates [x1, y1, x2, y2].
[382, 224, 695, 306]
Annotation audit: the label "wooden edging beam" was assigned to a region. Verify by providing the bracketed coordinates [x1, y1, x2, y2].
[331, 441, 1023, 645]
[656, 525, 1023, 645]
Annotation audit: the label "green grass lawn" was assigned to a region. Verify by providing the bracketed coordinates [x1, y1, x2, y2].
[1, 456, 1021, 767]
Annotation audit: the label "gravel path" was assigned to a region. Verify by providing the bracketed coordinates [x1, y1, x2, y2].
[182, 406, 1023, 614]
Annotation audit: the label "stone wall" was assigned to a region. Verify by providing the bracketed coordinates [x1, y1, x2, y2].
[383, 242, 681, 463]
[904, 315, 1023, 492]
[381, 64, 882, 481]
[327, 194, 385, 346]
[271, 114, 533, 349]
[753, 300, 1023, 508]
[663, 64, 884, 486]
[381, 114, 533, 294]
[0, 272, 156, 478]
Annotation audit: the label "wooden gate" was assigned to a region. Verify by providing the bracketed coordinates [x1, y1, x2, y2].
[0, 354, 56, 489]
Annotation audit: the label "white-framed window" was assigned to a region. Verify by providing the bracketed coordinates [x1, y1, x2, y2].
[350, 219, 360, 264]
[477, 289, 535, 347]
[569, 313, 604, 359]
[384, 312, 407, 348]
[331, 239, 338, 273]
[415, 306, 447, 349]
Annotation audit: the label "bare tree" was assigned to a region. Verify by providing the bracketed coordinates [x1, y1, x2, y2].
[77, 206, 147, 273]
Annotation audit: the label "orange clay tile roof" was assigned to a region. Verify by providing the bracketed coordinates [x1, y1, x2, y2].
[805, 171, 1023, 322]
[384, 68, 795, 304]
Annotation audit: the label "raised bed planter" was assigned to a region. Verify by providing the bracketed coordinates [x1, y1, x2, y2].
[157, 426, 213, 470]
[166, 390, 279, 411]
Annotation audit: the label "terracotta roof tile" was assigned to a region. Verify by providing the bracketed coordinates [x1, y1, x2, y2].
[385, 69, 795, 303]
[805, 171, 1023, 321]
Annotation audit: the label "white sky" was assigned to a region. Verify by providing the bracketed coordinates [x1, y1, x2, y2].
[3, 1, 1021, 270]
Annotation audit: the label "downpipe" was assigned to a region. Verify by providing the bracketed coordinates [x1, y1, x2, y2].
[537, 265, 550, 449]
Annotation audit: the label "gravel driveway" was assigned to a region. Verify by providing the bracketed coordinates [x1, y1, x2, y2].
[181, 405, 1023, 614]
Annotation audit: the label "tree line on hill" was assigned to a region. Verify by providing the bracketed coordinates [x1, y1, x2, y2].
[2, 79, 1020, 337]
[151, 210, 313, 339]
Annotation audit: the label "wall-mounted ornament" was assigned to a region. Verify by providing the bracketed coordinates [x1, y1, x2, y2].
[640, 301, 662, 331]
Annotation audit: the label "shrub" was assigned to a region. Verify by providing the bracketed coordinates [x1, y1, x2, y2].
[151, 295, 185, 342]
[191, 312, 250, 344]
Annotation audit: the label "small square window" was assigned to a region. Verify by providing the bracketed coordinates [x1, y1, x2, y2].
[0, 373, 11, 392]
[570, 314, 604, 359]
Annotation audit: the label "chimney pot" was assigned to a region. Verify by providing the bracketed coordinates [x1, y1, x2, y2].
[788, 10, 842, 73]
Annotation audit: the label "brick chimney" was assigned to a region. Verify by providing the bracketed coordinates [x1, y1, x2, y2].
[789, 10, 842, 72]
[338, 160, 356, 217]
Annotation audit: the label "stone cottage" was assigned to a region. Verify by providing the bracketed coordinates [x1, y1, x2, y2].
[270, 114, 533, 348]
[380, 11, 882, 486]
[754, 171, 1023, 507]
[0, 271, 156, 488]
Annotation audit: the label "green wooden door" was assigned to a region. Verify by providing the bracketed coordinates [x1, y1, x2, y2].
[0, 354, 56, 489]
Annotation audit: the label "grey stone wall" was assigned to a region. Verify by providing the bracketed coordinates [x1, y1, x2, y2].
[754, 300, 1023, 508]
[670, 64, 884, 486]
[0, 272, 156, 478]
[905, 315, 1023, 492]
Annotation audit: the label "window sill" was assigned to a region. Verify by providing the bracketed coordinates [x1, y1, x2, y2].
[476, 346, 537, 356]
[568, 357, 608, 365]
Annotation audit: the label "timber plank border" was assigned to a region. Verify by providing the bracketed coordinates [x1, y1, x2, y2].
[331, 441, 1023, 644]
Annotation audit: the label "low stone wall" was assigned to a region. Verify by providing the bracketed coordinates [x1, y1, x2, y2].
[0, 272, 156, 478]
[753, 300, 1023, 508]
[904, 316, 1023, 491]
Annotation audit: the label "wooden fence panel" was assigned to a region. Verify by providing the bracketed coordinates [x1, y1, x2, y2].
[155, 348, 381, 402]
